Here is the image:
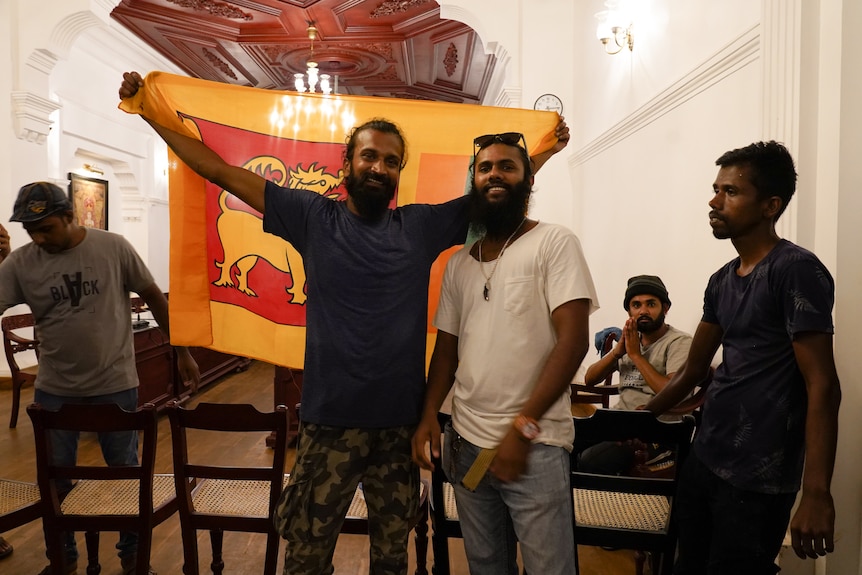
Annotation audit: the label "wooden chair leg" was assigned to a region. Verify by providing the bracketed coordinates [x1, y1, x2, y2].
[179, 522, 200, 575]
[262, 532, 280, 575]
[45, 526, 68, 575]
[84, 531, 101, 575]
[209, 529, 225, 575]
[430, 530, 450, 575]
[413, 506, 429, 575]
[9, 377, 23, 428]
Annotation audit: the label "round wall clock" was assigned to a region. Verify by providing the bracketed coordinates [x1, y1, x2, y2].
[534, 93, 563, 114]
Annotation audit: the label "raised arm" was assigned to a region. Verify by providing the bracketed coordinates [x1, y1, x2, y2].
[645, 320, 721, 415]
[584, 330, 624, 385]
[119, 71, 266, 213]
[531, 116, 570, 174]
[622, 318, 688, 394]
[788, 331, 841, 560]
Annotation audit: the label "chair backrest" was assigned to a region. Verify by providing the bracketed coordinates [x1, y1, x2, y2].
[28, 402, 162, 526]
[166, 401, 289, 575]
[167, 401, 289, 531]
[571, 409, 695, 575]
[3, 313, 40, 428]
[27, 401, 174, 574]
[2, 313, 39, 373]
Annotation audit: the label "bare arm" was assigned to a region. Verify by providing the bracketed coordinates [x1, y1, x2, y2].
[645, 321, 721, 415]
[137, 283, 201, 391]
[490, 298, 591, 482]
[119, 71, 266, 213]
[411, 330, 459, 471]
[623, 319, 680, 394]
[583, 331, 623, 385]
[789, 331, 841, 559]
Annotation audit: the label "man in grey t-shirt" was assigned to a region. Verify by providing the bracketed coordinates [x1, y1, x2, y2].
[578, 275, 691, 474]
[0, 181, 200, 575]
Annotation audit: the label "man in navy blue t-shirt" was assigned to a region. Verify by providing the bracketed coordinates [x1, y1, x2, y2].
[646, 141, 840, 574]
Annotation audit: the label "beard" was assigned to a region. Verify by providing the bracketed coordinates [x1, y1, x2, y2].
[468, 178, 532, 238]
[344, 168, 397, 219]
[636, 312, 666, 334]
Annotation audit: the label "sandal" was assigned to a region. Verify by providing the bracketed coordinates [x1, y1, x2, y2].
[0, 536, 12, 559]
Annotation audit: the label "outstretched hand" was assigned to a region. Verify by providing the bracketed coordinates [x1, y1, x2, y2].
[119, 71, 144, 100]
[551, 116, 570, 153]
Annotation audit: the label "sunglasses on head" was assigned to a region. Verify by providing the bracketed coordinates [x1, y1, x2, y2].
[473, 132, 527, 153]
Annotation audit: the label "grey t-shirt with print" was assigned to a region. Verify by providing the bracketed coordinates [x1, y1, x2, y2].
[614, 324, 692, 413]
[0, 228, 154, 397]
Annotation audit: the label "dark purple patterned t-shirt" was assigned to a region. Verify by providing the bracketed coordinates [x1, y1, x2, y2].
[695, 239, 834, 494]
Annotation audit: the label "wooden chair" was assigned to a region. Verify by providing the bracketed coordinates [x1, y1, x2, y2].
[27, 401, 176, 575]
[428, 412, 460, 575]
[0, 478, 41, 534]
[571, 409, 696, 575]
[167, 401, 289, 575]
[571, 329, 620, 409]
[339, 479, 430, 575]
[3, 313, 39, 428]
[291, 403, 430, 575]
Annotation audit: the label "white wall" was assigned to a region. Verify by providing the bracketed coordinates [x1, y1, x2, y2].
[441, 1, 859, 573]
[3, 0, 861, 571]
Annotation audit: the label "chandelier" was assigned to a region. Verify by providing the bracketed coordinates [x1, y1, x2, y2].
[294, 24, 333, 94]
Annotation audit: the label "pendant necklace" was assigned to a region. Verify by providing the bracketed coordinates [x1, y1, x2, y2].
[477, 217, 526, 301]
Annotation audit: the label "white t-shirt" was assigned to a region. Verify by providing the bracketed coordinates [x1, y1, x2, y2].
[434, 222, 599, 450]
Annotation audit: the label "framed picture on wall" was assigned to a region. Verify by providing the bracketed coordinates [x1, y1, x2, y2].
[68, 172, 108, 230]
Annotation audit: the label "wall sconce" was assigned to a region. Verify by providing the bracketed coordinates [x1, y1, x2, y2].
[83, 163, 104, 175]
[595, 1, 634, 55]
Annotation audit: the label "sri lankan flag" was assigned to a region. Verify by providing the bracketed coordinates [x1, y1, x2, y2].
[119, 71, 560, 368]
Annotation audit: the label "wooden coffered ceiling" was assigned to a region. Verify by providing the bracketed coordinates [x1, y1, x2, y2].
[110, 0, 496, 104]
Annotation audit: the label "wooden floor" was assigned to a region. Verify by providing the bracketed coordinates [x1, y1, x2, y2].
[0, 360, 636, 574]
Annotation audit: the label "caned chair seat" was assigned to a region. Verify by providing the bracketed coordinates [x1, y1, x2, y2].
[442, 482, 458, 521]
[571, 409, 696, 575]
[345, 484, 368, 519]
[342, 480, 429, 522]
[0, 479, 40, 515]
[573, 489, 669, 532]
[191, 479, 274, 517]
[61, 474, 175, 516]
[0, 478, 41, 532]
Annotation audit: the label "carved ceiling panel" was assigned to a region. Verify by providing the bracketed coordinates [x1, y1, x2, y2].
[110, 0, 496, 103]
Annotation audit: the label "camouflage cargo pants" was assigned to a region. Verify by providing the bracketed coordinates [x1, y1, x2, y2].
[274, 422, 419, 575]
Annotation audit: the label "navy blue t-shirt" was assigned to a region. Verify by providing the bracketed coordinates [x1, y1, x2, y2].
[263, 181, 469, 427]
[695, 239, 834, 493]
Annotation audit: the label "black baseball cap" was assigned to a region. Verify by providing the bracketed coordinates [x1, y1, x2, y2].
[10, 182, 73, 223]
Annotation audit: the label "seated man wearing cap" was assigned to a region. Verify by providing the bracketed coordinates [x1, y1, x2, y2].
[0, 181, 200, 575]
[578, 275, 692, 475]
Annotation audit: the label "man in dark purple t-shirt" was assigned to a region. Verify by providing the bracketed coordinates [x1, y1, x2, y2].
[646, 141, 840, 574]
